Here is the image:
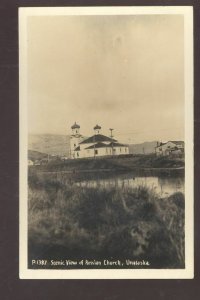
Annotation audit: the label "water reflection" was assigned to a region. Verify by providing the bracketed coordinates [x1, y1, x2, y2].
[77, 175, 184, 198]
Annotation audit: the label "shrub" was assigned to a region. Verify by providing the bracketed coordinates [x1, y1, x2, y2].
[28, 172, 185, 268]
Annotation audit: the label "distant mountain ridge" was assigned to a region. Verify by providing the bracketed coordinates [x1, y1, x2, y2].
[128, 141, 157, 154]
[28, 134, 157, 157]
[28, 134, 70, 157]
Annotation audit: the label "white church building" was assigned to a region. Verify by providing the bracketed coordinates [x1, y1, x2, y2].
[70, 122, 129, 159]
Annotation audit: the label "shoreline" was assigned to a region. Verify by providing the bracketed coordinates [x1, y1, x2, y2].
[34, 166, 184, 174]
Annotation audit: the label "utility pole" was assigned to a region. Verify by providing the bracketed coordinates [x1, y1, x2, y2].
[109, 128, 114, 156]
[44, 137, 50, 163]
[93, 131, 96, 159]
[155, 141, 159, 155]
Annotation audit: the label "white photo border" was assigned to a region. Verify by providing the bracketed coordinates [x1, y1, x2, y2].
[19, 6, 194, 279]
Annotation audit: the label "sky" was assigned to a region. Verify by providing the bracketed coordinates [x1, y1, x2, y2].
[27, 14, 184, 144]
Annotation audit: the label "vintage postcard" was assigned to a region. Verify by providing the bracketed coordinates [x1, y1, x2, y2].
[19, 6, 193, 279]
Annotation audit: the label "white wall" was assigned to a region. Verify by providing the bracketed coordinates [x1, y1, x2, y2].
[113, 146, 129, 155]
[74, 145, 129, 159]
[70, 134, 85, 158]
[79, 142, 94, 152]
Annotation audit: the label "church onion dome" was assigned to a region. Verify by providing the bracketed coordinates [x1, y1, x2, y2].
[94, 124, 101, 130]
[71, 122, 80, 129]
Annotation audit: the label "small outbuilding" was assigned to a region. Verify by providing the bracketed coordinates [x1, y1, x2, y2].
[155, 141, 184, 157]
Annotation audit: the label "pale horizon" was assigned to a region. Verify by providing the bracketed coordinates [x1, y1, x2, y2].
[27, 14, 185, 144]
[28, 127, 184, 145]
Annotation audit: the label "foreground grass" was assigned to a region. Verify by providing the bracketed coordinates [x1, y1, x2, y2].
[28, 172, 185, 268]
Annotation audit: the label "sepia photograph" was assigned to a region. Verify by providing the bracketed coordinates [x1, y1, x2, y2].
[19, 6, 193, 279]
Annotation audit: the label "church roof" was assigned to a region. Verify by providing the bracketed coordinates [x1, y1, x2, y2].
[71, 122, 80, 129]
[79, 134, 117, 144]
[111, 142, 128, 147]
[85, 141, 128, 149]
[169, 141, 184, 146]
[85, 142, 108, 149]
[74, 145, 80, 151]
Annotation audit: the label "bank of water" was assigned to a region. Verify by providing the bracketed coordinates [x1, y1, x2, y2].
[75, 170, 184, 198]
[36, 168, 184, 198]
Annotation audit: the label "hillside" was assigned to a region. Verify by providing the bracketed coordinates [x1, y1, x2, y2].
[28, 134, 70, 157]
[28, 150, 49, 161]
[129, 141, 157, 154]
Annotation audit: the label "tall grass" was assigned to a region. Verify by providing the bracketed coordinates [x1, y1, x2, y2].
[28, 172, 185, 268]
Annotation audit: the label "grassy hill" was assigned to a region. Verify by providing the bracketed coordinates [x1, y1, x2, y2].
[28, 150, 49, 161]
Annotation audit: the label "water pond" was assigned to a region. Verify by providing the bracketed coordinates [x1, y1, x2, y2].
[76, 172, 184, 198]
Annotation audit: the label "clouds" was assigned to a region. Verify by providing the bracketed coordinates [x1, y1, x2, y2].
[27, 14, 184, 142]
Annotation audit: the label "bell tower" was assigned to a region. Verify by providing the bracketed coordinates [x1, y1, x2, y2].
[70, 122, 81, 158]
[94, 124, 101, 135]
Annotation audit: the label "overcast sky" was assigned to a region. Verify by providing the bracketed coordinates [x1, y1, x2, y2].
[27, 14, 184, 143]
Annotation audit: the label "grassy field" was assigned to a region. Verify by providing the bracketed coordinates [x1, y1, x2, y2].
[28, 171, 185, 269]
[31, 154, 185, 172]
